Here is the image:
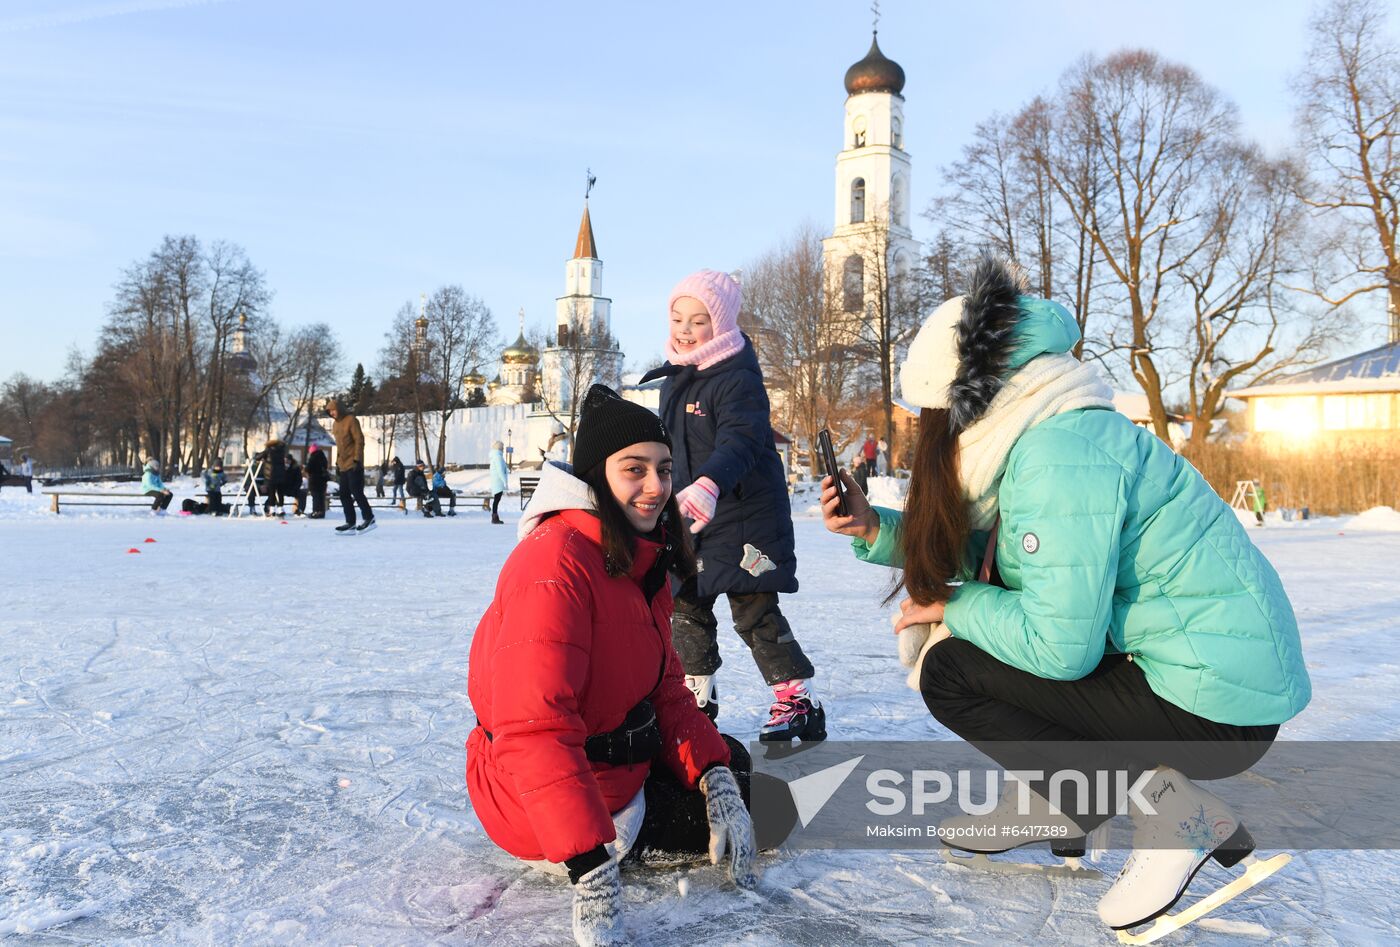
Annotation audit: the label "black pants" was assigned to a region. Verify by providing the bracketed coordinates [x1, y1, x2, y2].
[337, 464, 373, 525]
[375, 474, 386, 498]
[310, 483, 327, 515]
[145, 489, 172, 511]
[919, 638, 1278, 829]
[434, 486, 456, 512]
[672, 578, 814, 685]
[626, 736, 751, 863]
[206, 490, 228, 515]
[491, 491, 503, 520]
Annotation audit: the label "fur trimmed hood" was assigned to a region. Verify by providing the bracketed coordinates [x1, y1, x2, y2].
[900, 256, 1082, 430]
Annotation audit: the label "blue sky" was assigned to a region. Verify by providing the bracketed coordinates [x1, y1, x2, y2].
[0, 0, 1326, 383]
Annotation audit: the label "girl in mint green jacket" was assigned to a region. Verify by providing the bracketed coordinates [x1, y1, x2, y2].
[821, 257, 1309, 935]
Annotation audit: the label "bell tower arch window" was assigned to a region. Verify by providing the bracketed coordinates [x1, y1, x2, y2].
[850, 178, 866, 224]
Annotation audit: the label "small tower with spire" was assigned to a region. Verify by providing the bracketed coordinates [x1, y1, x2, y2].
[541, 174, 623, 415]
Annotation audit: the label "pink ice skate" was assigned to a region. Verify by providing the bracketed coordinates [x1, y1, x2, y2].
[759, 678, 827, 743]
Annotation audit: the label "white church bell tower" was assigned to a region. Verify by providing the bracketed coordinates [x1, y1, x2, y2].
[821, 32, 918, 323]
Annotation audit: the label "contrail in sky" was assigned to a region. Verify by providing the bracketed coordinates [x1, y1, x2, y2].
[0, 0, 236, 34]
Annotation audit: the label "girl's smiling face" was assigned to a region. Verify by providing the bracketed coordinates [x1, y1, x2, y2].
[670, 296, 714, 352]
[605, 441, 673, 533]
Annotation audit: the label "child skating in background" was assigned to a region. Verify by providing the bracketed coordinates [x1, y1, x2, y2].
[641, 269, 826, 743]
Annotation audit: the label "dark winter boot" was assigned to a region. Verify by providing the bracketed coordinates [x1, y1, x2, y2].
[759, 679, 826, 743]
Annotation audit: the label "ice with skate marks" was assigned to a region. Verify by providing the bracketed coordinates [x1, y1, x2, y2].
[939, 820, 1111, 881]
[1113, 851, 1292, 945]
[941, 847, 1106, 881]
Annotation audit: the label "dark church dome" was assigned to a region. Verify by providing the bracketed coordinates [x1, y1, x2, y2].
[844, 33, 905, 96]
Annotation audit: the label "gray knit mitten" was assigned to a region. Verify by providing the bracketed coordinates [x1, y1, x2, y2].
[700, 765, 757, 888]
[571, 858, 626, 947]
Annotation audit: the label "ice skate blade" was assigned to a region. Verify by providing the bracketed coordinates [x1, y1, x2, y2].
[1115, 853, 1291, 945]
[941, 847, 1104, 880]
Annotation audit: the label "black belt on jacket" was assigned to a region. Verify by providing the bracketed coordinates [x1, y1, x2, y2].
[478, 699, 660, 766]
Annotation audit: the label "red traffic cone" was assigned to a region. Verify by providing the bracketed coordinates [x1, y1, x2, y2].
[127, 548, 141, 554]
[144, 537, 157, 543]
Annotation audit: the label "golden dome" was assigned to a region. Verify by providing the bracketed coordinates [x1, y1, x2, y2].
[501, 332, 538, 364]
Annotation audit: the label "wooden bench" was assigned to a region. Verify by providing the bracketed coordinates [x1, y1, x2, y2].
[46, 491, 167, 514]
[344, 491, 495, 513]
[519, 475, 540, 509]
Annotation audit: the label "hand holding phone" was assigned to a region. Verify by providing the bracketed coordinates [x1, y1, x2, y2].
[817, 429, 847, 517]
[817, 430, 878, 543]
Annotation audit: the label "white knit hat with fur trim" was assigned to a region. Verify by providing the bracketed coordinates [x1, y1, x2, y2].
[899, 295, 966, 410]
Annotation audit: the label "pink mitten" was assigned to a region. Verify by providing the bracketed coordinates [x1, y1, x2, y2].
[675, 477, 719, 534]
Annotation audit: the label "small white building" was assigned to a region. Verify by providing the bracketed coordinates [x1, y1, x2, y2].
[1227, 341, 1400, 447]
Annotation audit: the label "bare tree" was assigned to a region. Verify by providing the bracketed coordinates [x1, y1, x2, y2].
[1038, 51, 1239, 440]
[1293, 0, 1400, 340]
[186, 242, 270, 470]
[838, 217, 925, 453]
[744, 224, 862, 471]
[281, 323, 345, 452]
[421, 285, 497, 466]
[378, 301, 438, 463]
[928, 98, 1104, 361]
[1179, 149, 1345, 448]
[97, 235, 271, 469]
[542, 300, 621, 444]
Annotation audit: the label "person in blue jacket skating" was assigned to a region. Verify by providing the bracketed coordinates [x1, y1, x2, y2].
[821, 257, 1310, 935]
[642, 269, 825, 744]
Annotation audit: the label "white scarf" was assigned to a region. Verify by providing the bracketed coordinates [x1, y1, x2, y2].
[957, 353, 1115, 529]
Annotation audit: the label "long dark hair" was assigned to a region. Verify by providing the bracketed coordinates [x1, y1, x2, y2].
[895, 408, 969, 606]
[577, 463, 697, 581]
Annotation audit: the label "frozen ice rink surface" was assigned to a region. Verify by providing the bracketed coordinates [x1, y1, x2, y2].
[3, 488, 1399, 944]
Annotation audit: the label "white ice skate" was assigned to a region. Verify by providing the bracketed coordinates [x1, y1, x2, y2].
[684, 674, 718, 722]
[1100, 766, 1291, 944]
[938, 780, 1105, 880]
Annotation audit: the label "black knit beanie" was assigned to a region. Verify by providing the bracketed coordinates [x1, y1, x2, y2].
[571, 384, 671, 475]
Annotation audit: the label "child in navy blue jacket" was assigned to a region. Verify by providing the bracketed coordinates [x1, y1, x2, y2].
[641, 270, 826, 743]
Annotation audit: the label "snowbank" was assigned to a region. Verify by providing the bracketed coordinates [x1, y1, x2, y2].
[1342, 506, 1400, 531]
[865, 476, 907, 509]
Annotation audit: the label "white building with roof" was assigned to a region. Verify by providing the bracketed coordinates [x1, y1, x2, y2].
[1227, 341, 1400, 446]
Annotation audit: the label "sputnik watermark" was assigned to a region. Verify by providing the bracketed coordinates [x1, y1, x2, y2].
[751, 739, 1400, 851]
[865, 768, 1158, 818]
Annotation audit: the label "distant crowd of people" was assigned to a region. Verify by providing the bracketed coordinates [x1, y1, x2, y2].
[58, 398, 515, 525]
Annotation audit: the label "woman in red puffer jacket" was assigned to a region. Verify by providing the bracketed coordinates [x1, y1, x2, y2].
[467, 385, 756, 947]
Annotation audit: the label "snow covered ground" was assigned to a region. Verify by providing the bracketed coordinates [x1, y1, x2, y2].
[2, 478, 1399, 944]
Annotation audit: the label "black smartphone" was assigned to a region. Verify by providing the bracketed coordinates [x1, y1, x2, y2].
[817, 429, 849, 517]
